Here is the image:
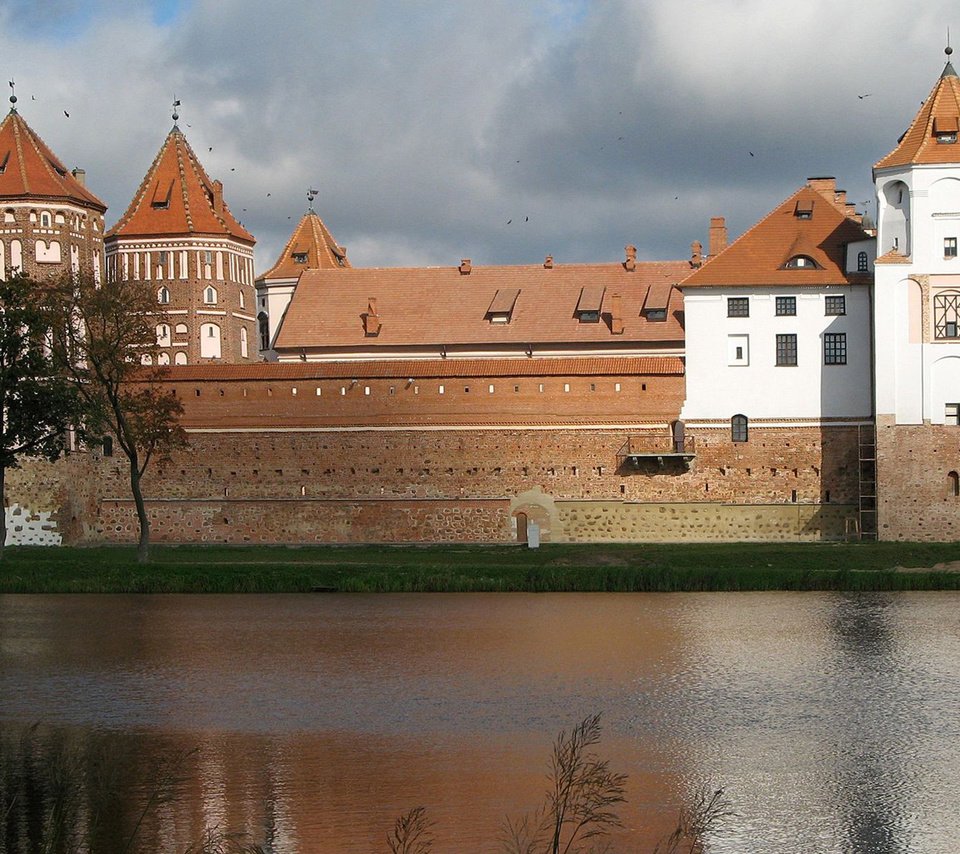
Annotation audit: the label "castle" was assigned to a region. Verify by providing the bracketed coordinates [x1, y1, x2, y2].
[5, 52, 960, 546]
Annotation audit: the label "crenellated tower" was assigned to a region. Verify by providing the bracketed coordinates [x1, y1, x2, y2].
[104, 112, 256, 365]
[0, 93, 106, 283]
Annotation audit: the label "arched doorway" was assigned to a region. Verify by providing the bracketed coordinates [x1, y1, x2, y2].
[515, 511, 528, 544]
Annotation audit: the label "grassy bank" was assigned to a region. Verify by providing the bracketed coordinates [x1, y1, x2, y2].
[1, 541, 960, 593]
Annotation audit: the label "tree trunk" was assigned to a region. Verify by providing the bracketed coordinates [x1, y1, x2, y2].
[0, 464, 5, 563]
[129, 458, 150, 564]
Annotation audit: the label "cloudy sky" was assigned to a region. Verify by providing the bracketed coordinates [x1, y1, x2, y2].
[3, 1, 957, 271]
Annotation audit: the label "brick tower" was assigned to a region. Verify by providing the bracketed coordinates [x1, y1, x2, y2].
[254, 191, 349, 357]
[104, 113, 256, 365]
[0, 94, 106, 282]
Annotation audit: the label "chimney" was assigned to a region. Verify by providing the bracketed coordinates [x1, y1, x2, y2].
[690, 240, 703, 268]
[212, 180, 224, 215]
[459, 258, 471, 275]
[363, 297, 381, 336]
[834, 189, 847, 207]
[624, 244, 637, 272]
[71, 167, 86, 187]
[709, 217, 727, 257]
[806, 176, 836, 195]
[544, 255, 554, 268]
[609, 292, 624, 335]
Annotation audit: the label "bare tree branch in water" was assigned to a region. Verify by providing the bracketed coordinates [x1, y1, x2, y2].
[181, 826, 268, 854]
[386, 805, 436, 854]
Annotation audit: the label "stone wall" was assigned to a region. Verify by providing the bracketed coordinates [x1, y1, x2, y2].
[5, 423, 861, 545]
[876, 415, 960, 540]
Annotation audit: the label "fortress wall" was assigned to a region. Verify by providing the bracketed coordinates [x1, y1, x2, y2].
[19, 423, 860, 545]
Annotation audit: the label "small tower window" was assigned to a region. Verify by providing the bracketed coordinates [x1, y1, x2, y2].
[293, 252, 308, 264]
[945, 238, 958, 259]
[785, 255, 819, 269]
[204, 286, 218, 304]
[157, 286, 170, 305]
[39, 211, 51, 228]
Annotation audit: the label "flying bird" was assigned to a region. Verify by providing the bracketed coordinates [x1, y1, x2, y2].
[230, 167, 235, 171]
[858, 93, 872, 99]
[209, 147, 213, 152]
[507, 219, 512, 224]
[266, 192, 271, 197]
[524, 216, 529, 222]
[63, 110, 69, 117]
[749, 151, 754, 157]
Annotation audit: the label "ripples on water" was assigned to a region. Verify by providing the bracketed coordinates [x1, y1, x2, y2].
[2, 592, 960, 852]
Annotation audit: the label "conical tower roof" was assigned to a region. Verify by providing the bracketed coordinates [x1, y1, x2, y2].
[107, 125, 254, 244]
[0, 108, 105, 210]
[875, 58, 960, 170]
[261, 208, 349, 279]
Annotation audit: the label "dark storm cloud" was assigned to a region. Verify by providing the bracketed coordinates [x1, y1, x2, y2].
[2, 0, 958, 270]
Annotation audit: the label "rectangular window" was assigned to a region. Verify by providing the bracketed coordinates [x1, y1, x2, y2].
[825, 295, 846, 316]
[824, 332, 847, 365]
[727, 297, 749, 317]
[727, 334, 749, 366]
[775, 296, 797, 316]
[947, 403, 960, 425]
[776, 333, 797, 366]
[947, 321, 959, 338]
[946, 238, 958, 258]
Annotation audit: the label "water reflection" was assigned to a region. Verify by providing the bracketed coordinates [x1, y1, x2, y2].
[2, 593, 960, 852]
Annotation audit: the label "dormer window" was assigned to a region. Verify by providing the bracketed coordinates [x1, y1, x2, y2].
[644, 309, 667, 321]
[0, 151, 9, 175]
[795, 199, 814, 220]
[785, 255, 820, 269]
[150, 179, 174, 210]
[293, 252, 308, 264]
[486, 288, 520, 324]
[575, 286, 605, 323]
[934, 116, 959, 144]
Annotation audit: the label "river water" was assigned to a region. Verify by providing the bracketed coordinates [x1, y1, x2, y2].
[2, 592, 960, 853]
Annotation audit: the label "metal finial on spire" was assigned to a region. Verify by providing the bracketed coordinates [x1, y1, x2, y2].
[307, 187, 319, 212]
[948, 27, 953, 57]
[8, 79, 16, 112]
[172, 96, 181, 125]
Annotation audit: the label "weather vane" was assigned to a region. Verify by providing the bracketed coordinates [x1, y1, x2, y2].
[172, 96, 181, 125]
[307, 187, 319, 212]
[8, 79, 16, 112]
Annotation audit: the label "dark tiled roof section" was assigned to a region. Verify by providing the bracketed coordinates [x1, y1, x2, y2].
[0, 110, 105, 210]
[681, 182, 871, 288]
[106, 126, 254, 243]
[274, 260, 691, 350]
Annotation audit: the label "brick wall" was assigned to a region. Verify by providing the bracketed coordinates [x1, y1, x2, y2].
[876, 416, 960, 540]
[25, 422, 857, 545]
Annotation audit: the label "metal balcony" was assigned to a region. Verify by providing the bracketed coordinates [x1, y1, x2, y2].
[617, 435, 696, 470]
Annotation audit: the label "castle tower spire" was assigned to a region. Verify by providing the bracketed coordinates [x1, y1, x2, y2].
[0, 106, 106, 281]
[104, 122, 256, 365]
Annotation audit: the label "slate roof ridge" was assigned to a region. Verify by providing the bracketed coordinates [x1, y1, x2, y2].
[0, 109, 106, 210]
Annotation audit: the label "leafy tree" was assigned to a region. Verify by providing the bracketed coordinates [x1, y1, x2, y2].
[0, 273, 78, 560]
[47, 274, 186, 564]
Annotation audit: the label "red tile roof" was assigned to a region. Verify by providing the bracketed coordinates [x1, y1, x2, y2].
[259, 210, 349, 279]
[145, 356, 685, 382]
[680, 180, 871, 288]
[106, 126, 254, 243]
[273, 260, 691, 351]
[0, 109, 105, 210]
[876, 62, 960, 170]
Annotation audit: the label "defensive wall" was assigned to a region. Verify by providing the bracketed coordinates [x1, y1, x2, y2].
[6, 361, 862, 544]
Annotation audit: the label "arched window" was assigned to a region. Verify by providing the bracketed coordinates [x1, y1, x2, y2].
[949, 471, 960, 497]
[240, 326, 248, 358]
[200, 323, 221, 358]
[174, 351, 187, 365]
[156, 324, 171, 346]
[157, 352, 170, 366]
[784, 255, 820, 269]
[857, 251, 868, 272]
[204, 285, 218, 304]
[258, 312, 270, 351]
[157, 286, 170, 304]
[731, 414, 748, 443]
[175, 323, 188, 335]
[239, 288, 245, 309]
[39, 211, 51, 228]
[140, 354, 153, 366]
